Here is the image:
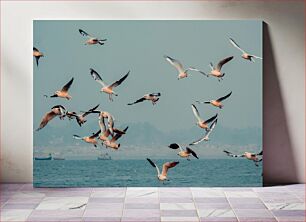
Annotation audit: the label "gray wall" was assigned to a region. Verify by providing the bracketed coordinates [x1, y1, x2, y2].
[1, 1, 304, 185]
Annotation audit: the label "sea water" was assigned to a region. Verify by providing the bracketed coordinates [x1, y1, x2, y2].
[34, 159, 262, 187]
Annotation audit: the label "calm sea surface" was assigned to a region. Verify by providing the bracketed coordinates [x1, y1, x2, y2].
[34, 159, 262, 187]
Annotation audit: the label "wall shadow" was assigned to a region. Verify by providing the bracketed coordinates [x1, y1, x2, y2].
[263, 22, 298, 186]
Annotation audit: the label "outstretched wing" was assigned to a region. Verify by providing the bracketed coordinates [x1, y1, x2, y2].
[251, 54, 263, 59]
[83, 104, 100, 117]
[189, 119, 217, 145]
[51, 105, 66, 111]
[61, 77, 74, 92]
[189, 135, 207, 145]
[35, 57, 40, 67]
[99, 117, 107, 132]
[89, 130, 101, 139]
[216, 56, 234, 71]
[79, 29, 90, 37]
[109, 71, 130, 89]
[113, 128, 127, 135]
[36, 111, 57, 131]
[196, 100, 211, 104]
[161, 161, 179, 176]
[186, 147, 199, 159]
[73, 135, 82, 140]
[191, 104, 202, 122]
[168, 143, 182, 151]
[33, 47, 39, 52]
[217, 91, 232, 102]
[204, 118, 218, 140]
[209, 118, 218, 130]
[147, 158, 160, 175]
[229, 38, 246, 53]
[127, 97, 146, 105]
[209, 63, 214, 70]
[164, 55, 185, 73]
[204, 114, 218, 124]
[188, 67, 209, 77]
[223, 150, 244, 157]
[110, 126, 128, 142]
[90, 68, 106, 87]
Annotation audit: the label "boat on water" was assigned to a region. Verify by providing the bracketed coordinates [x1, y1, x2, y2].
[53, 157, 65, 160]
[97, 153, 111, 160]
[34, 153, 52, 160]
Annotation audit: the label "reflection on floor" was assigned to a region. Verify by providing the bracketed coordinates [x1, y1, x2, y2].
[0, 184, 304, 222]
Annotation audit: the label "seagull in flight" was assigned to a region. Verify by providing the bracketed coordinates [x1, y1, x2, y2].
[229, 38, 262, 62]
[45, 77, 74, 100]
[102, 126, 129, 150]
[164, 55, 208, 80]
[223, 150, 263, 166]
[33, 47, 44, 66]
[128, 93, 161, 105]
[146, 158, 179, 182]
[73, 130, 101, 148]
[168, 143, 199, 161]
[90, 68, 129, 101]
[190, 118, 218, 145]
[36, 105, 66, 131]
[197, 91, 232, 109]
[66, 104, 100, 127]
[191, 104, 218, 131]
[97, 112, 126, 142]
[206, 56, 234, 81]
[79, 29, 107, 45]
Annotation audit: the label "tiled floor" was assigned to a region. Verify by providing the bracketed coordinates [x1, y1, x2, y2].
[0, 184, 304, 222]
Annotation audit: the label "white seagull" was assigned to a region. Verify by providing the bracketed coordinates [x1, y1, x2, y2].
[79, 29, 107, 45]
[229, 38, 262, 62]
[128, 93, 161, 105]
[73, 130, 101, 148]
[190, 119, 218, 145]
[207, 56, 234, 81]
[146, 158, 179, 182]
[197, 91, 232, 109]
[164, 55, 208, 79]
[223, 150, 263, 166]
[36, 105, 66, 131]
[90, 68, 129, 101]
[191, 104, 218, 131]
[47, 77, 74, 100]
[102, 126, 129, 150]
[168, 143, 199, 160]
[33, 47, 44, 67]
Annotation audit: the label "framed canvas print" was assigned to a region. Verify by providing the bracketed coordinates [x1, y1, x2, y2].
[33, 20, 262, 187]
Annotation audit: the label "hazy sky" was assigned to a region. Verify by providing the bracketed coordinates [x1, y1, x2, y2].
[34, 20, 262, 134]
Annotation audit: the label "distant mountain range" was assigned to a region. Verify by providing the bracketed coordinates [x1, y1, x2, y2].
[34, 120, 262, 147]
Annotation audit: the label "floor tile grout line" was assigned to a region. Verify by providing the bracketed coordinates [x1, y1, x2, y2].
[190, 187, 201, 222]
[81, 187, 93, 222]
[0, 184, 24, 208]
[288, 188, 305, 202]
[253, 188, 281, 222]
[0, 196, 10, 208]
[158, 187, 161, 222]
[19, 185, 44, 221]
[120, 187, 127, 222]
[224, 188, 240, 222]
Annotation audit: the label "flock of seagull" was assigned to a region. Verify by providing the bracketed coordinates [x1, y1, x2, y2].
[34, 28, 263, 183]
